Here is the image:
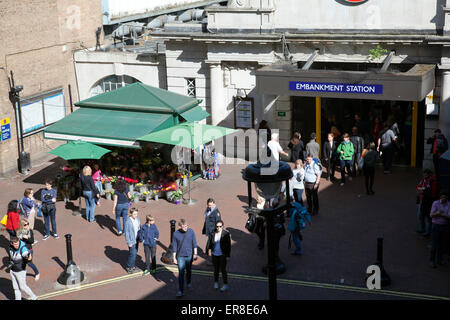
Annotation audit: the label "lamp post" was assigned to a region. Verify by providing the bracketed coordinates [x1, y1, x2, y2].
[242, 160, 293, 300]
[9, 71, 30, 174]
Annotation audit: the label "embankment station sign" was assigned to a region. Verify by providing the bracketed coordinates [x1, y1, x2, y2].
[289, 81, 383, 94]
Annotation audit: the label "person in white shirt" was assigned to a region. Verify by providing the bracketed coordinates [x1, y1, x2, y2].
[267, 133, 289, 162]
[291, 159, 305, 205]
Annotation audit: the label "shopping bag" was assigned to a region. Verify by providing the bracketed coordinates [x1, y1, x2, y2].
[36, 205, 43, 218]
[0, 214, 8, 226]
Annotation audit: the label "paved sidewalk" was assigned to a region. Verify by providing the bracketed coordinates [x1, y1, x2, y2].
[0, 156, 449, 300]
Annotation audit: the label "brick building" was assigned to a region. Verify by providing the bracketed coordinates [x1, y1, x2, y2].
[0, 0, 102, 175]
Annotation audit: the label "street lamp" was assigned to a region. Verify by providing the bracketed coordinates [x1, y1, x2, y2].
[9, 71, 30, 174]
[242, 160, 293, 300]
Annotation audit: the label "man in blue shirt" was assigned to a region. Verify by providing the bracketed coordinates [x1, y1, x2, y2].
[172, 219, 198, 297]
[304, 154, 322, 215]
[41, 179, 58, 240]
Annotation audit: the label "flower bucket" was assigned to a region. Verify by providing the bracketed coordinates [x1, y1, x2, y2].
[175, 199, 181, 205]
[133, 196, 139, 203]
[183, 178, 188, 186]
[106, 193, 112, 201]
[154, 194, 159, 201]
[128, 184, 134, 193]
[145, 196, 150, 203]
[105, 182, 112, 190]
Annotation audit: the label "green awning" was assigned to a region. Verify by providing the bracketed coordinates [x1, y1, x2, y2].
[44, 107, 175, 148]
[75, 82, 202, 114]
[180, 105, 210, 122]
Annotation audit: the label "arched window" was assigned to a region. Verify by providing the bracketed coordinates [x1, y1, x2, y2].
[90, 75, 139, 96]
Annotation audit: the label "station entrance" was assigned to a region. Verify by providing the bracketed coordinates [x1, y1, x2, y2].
[292, 96, 426, 167]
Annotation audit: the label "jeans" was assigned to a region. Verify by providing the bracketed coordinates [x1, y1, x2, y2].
[43, 205, 57, 236]
[417, 203, 425, 233]
[340, 159, 353, 183]
[429, 224, 448, 264]
[292, 231, 302, 254]
[293, 188, 304, 206]
[28, 262, 39, 275]
[144, 245, 157, 271]
[212, 254, 228, 284]
[115, 203, 129, 233]
[177, 255, 193, 293]
[83, 190, 96, 222]
[127, 242, 139, 269]
[95, 180, 103, 195]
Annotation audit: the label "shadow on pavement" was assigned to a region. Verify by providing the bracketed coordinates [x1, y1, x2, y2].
[104, 245, 145, 271]
[52, 256, 66, 270]
[0, 277, 14, 300]
[22, 158, 65, 185]
[95, 214, 117, 235]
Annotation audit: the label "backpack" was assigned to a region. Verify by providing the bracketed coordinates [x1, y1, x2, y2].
[437, 135, 449, 154]
[18, 199, 26, 217]
[287, 203, 309, 233]
[364, 150, 377, 167]
[313, 158, 323, 172]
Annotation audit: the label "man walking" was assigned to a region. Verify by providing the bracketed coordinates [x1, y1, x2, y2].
[337, 133, 355, 186]
[427, 129, 448, 180]
[377, 126, 397, 174]
[8, 237, 37, 300]
[306, 132, 320, 159]
[304, 154, 321, 215]
[350, 126, 364, 176]
[202, 198, 221, 264]
[173, 219, 198, 297]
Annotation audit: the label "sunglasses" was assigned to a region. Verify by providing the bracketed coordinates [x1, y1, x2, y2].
[24, 223, 29, 226]
[216, 225, 223, 228]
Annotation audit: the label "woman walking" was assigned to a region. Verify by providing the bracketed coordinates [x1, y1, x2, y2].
[17, 219, 40, 281]
[288, 132, 304, 162]
[362, 142, 378, 195]
[206, 220, 231, 292]
[20, 188, 39, 231]
[139, 214, 159, 275]
[291, 159, 305, 205]
[112, 179, 131, 236]
[6, 200, 20, 240]
[79, 165, 100, 222]
[125, 207, 141, 274]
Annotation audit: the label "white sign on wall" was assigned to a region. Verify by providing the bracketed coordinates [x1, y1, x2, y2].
[234, 97, 254, 129]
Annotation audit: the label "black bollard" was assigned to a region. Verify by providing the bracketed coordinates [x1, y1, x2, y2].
[161, 220, 177, 264]
[170, 219, 176, 244]
[57, 234, 85, 285]
[376, 237, 391, 287]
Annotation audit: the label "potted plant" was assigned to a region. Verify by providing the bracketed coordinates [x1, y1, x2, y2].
[153, 189, 160, 201]
[104, 189, 114, 201]
[142, 190, 151, 202]
[169, 190, 183, 204]
[130, 192, 140, 203]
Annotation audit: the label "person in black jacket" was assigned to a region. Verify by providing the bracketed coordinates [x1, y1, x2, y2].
[427, 129, 449, 180]
[206, 220, 231, 292]
[80, 165, 100, 223]
[202, 198, 221, 257]
[288, 132, 304, 162]
[350, 126, 365, 176]
[323, 133, 338, 181]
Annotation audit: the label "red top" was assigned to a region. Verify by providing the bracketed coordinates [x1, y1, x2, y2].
[416, 174, 439, 201]
[6, 210, 20, 232]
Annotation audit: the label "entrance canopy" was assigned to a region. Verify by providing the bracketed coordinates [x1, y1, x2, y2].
[44, 83, 209, 148]
[256, 63, 435, 101]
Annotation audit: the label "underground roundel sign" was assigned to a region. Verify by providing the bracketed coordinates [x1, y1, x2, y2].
[343, 0, 368, 3]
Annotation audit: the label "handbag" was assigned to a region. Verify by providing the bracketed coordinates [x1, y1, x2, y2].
[245, 213, 257, 233]
[36, 205, 43, 218]
[161, 231, 187, 264]
[0, 214, 8, 226]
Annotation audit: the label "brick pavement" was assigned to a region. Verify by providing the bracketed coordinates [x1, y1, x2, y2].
[0, 155, 449, 300]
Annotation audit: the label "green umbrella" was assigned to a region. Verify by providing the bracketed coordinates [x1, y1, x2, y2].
[49, 140, 111, 160]
[49, 140, 111, 216]
[138, 122, 237, 149]
[138, 122, 238, 205]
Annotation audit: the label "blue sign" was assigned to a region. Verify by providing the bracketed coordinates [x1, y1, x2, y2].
[1, 118, 11, 142]
[289, 81, 383, 94]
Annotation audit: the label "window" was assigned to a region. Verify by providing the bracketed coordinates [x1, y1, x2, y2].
[186, 78, 196, 97]
[19, 88, 66, 136]
[90, 75, 139, 97]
